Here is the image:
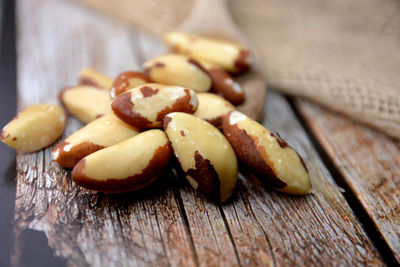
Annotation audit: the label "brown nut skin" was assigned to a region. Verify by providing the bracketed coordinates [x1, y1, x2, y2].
[199, 60, 245, 105]
[1, 104, 66, 152]
[163, 112, 238, 203]
[111, 83, 198, 130]
[193, 93, 235, 128]
[164, 31, 254, 74]
[222, 111, 312, 195]
[79, 68, 113, 89]
[110, 71, 152, 99]
[72, 130, 171, 193]
[59, 85, 111, 124]
[52, 113, 139, 168]
[143, 54, 212, 92]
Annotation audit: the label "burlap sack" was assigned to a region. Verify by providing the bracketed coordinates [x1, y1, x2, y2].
[77, 0, 400, 139]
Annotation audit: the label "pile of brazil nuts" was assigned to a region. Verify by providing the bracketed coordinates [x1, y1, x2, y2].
[0, 32, 312, 203]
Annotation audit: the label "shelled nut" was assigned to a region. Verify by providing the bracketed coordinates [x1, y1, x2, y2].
[222, 111, 312, 195]
[110, 71, 151, 99]
[72, 129, 171, 193]
[164, 112, 238, 203]
[111, 83, 198, 130]
[53, 113, 139, 168]
[1, 104, 66, 152]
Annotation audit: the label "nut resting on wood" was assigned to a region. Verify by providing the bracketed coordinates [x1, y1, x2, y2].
[1, 104, 66, 152]
[1, 32, 312, 201]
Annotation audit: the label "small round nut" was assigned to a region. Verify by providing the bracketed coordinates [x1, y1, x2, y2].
[143, 54, 212, 92]
[193, 93, 235, 128]
[1, 104, 66, 152]
[110, 71, 151, 99]
[222, 111, 312, 195]
[79, 67, 113, 89]
[72, 129, 171, 193]
[163, 112, 238, 203]
[53, 113, 139, 168]
[59, 85, 111, 124]
[111, 83, 198, 130]
[164, 31, 253, 73]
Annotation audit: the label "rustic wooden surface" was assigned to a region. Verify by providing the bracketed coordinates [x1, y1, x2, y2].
[296, 99, 400, 263]
[9, 0, 393, 265]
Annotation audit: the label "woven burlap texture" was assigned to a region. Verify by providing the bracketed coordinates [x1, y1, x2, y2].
[78, 0, 400, 139]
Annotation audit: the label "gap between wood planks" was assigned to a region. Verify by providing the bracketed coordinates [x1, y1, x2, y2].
[287, 96, 399, 266]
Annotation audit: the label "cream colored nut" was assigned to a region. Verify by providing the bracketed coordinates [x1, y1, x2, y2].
[110, 71, 152, 99]
[53, 113, 139, 168]
[163, 112, 238, 203]
[164, 31, 253, 73]
[1, 104, 66, 152]
[199, 60, 245, 105]
[59, 85, 111, 124]
[79, 67, 113, 89]
[193, 93, 235, 128]
[111, 83, 198, 130]
[143, 54, 211, 92]
[222, 111, 312, 195]
[72, 129, 171, 193]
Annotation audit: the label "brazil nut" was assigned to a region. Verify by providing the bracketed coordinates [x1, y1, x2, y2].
[193, 93, 235, 128]
[164, 31, 253, 73]
[222, 111, 312, 195]
[59, 85, 111, 124]
[79, 67, 113, 89]
[143, 54, 211, 92]
[110, 71, 151, 99]
[163, 112, 238, 203]
[199, 60, 245, 105]
[111, 83, 198, 130]
[72, 129, 171, 193]
[52, 113, 139, 168]
[1, 104, 66, 152]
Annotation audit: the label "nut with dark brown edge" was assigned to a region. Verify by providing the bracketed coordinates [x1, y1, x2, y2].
[110, 71, 152, 99]
[1, 104, 66, 152]
[72, 130, 171, 193]
[52, 113, 139, 168]
[78, 68, 113, 89]
[163, 112, 238, 203]
[193, 93, 235, 128]
[111, 83, 198, 130]
[164, 31, 253, 74]
[222, 111, 312, 195]
[143, 54, 212, 92]
[59, 85, 111, 124]
[198, 60, 245, 105]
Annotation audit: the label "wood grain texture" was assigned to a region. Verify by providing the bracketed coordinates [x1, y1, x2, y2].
[14, 0, 384, 265]
[296, 99, 400, 263]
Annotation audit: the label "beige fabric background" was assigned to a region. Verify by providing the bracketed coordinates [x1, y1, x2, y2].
[77, 0, 400, 139]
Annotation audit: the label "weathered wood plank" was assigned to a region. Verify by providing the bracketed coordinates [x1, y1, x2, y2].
[14, 0, 385, 266]
[296, 99, 400, 263]
[15, 0, 195, 266]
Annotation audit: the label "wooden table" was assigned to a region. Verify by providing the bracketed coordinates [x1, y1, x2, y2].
[0, 0, 399, 266]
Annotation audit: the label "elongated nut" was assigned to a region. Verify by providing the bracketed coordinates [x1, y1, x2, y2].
[164, 31, 253, 73]
[199, 60, 245, 105]
[79, 68, 113, 89]
[193, 93, 235, 128]
[1, 104, 65, 152]
[59, 85, 111, 124]
[110, 71, 151, 99]
[72, 129, 171, 193]
[164, 112, 238, 203]
[223, 111, 312, 195]
[111, 83, 198, 130]
[143, 54, 211, 92]
[52, 113, 139, 168]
